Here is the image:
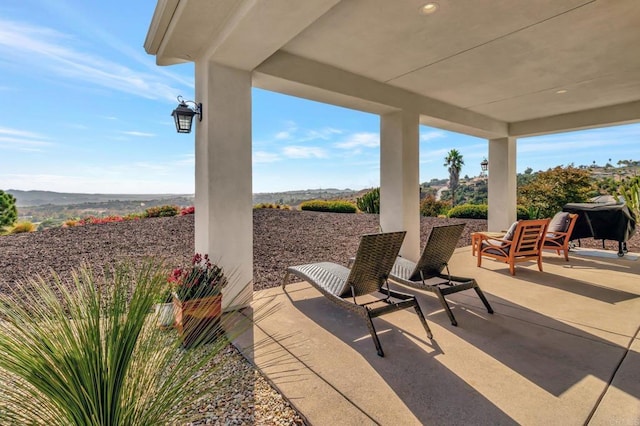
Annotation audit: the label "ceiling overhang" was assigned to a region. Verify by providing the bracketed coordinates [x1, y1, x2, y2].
[145, 0, 640, 138]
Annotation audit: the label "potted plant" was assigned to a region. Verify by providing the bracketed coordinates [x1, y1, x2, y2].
[169, 253, 228, 348]
[154, 284, 175, 328]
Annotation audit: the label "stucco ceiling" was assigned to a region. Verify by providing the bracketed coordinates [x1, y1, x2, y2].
[145, 0, 640, 137]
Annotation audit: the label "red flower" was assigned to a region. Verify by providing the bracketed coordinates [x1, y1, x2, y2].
[170, 254, 227, 301]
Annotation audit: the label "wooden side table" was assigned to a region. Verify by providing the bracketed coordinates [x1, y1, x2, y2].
[471, 231, 506, 256]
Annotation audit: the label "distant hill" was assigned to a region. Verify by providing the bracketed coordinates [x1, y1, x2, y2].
[252, 188, 362, 206]
[8, 190, 193, 207]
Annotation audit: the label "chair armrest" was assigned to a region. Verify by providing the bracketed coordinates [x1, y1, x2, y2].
[480, 234, 511, 248]
[545, 230, 569, 241]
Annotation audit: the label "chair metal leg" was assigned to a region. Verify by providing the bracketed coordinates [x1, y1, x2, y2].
[474, 286, 494, 314]
[365, 311, 384, 357]
[413, 300, 433, 338]
[433, 287, 458, 326]
[281, 271, 290, 289]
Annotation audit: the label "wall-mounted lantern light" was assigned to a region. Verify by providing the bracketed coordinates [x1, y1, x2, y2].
[480, 158, 489, 173]
[171, 96, 202, 134]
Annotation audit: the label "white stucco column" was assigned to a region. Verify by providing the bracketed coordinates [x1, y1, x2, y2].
[380, 110, 420, 261]
[488, 137, 517, 232]
[194, 60, 253, 310]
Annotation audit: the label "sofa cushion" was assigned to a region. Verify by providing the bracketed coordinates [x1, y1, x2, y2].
[549, 212, 571, 233]
[503, 221, 519, 241]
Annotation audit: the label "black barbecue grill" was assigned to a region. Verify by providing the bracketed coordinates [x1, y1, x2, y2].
[562, 201, 637, 257]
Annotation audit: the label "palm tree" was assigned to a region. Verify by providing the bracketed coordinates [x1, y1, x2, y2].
[444, 149, 464, 206]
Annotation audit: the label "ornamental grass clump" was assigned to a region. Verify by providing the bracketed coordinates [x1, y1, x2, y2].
[0, 260, 252, 425]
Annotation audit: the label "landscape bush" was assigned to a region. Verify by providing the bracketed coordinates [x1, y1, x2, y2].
[180, 205, 195, 215]
[253, 203, 291, 210]
[63, 219, 81, 227]
[446, 203, 531, 220]
[299, 199, 357, 213]
[37, 218, 62, 231]
[420, 195, 451, 217]
[356, 188, 380, 214]
[517, 205, 531, 220]
[92, 215, 124, 224]
[145, 205, 180, 218]
[9, 221, 36, 234]
[124, 212, 145, 221]
[447, 204, 488, 219]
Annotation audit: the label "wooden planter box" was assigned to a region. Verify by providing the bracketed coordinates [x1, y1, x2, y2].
[173, 295, 223, 348]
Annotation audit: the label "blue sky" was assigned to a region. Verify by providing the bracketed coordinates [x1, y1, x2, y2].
[1, 1, 639, 195]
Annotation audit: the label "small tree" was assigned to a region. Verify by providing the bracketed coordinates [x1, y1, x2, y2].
[444, 149, 464, 207]
[0, 190, 18, 228]
[518, 165, 594, 218]
[420, 195, 450, 217]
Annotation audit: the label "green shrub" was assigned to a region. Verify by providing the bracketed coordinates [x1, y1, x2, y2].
[299, 199, 357, 213]
[253, 203, 291, 210]
[420, 195, 451, 217]
[447, 204, 488, 219]
[37, 218, 61, 231]
[517, 205, 531, 220]
[9, 221, 36, 233]
[124, 212, 146, 221]
[0, 190, 17, 228]
[446, 203, 529, 220]
[145, 205, 180, 218]
[356, 188, 380, 214]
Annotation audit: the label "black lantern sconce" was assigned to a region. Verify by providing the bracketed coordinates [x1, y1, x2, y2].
[171, 96, 202, 134]
[480, 158, 489, 174]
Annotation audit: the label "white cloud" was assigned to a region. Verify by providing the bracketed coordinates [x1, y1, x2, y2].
[420, 130, 446, 142]
[271, 123, 343, 143]
[174, 154, 195, 167]
[299, 127, 343, 141]
[1, 171, 193, 194]
[282, 146, 328, 159]
[0, 127, 52, 152]
[253, 151, 281, 163]
[0, 18, 186, 102]
[519, 131, 639, 154]
[274, 131, 292, 140]
[131, 162, 172, 173]
[122, 131, 156, 137]
[274, 121, 298, 140]
[334, 132, 379, 149]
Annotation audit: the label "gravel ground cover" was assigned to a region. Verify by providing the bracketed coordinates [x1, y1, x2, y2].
[0, 209, 637, 424]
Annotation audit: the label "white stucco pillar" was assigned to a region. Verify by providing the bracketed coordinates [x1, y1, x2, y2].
[194, 60, 253, 310]
[380, 110, 420, 261]
[488, 137, 517, 232]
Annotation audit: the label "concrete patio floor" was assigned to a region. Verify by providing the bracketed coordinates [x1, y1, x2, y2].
[235, 247, 640, 425]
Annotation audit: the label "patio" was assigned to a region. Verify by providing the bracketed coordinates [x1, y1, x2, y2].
[235, 248, 640, 425]
[144, 0, 640, 313]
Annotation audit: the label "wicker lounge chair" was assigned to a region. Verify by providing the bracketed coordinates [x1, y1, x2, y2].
[282, 231, 433, 357]
[389, 224, 493, 326]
